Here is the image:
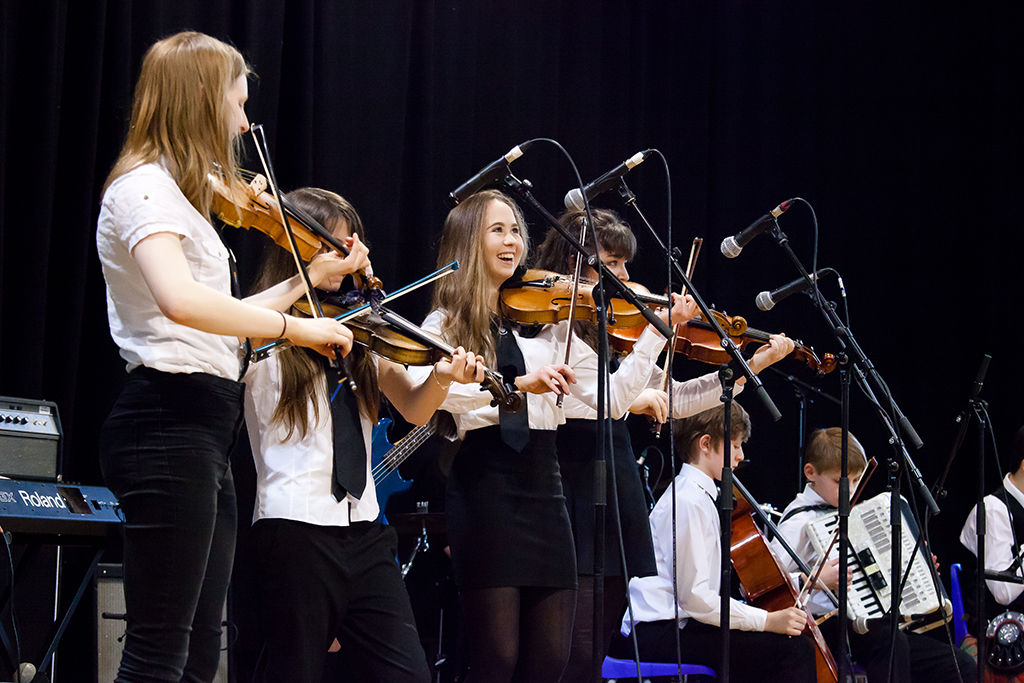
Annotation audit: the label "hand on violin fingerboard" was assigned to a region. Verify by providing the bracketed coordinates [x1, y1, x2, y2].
[656, 293, 700, 332]
[308, 234, 371, 291]
[746, 333, 795, 374]
[628, 388, 670, 423]
[514, 364, 576, 396]
[434, 347, 486, 386]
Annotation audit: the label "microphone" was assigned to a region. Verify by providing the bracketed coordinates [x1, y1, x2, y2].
[563, 150, 649, 211]
[720, 199, 796, 258]
[448, 141, 533, 206]
[851, 615, 884, 635]
[1, 663, 36, 682]
[755, 269, 827, 312]
[969, 354, 992, 400]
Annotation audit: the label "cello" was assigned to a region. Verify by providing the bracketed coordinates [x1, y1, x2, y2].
[731, 476, 839, 683]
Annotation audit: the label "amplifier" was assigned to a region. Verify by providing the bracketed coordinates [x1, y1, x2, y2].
[0, 395, 61, 480]
[96, 564, 229, 683]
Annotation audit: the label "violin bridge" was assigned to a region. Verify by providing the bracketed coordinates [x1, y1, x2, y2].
[248, 173, 268, 196]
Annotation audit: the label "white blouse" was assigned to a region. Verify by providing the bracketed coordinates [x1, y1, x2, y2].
[410, 311, 667, 439]
[244, 352, 379, 527]
[96, 161, 240, 378]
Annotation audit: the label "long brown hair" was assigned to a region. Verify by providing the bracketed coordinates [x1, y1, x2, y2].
[251, 188, 379, 439]
[103, 31, 251, 215]
[532, 207, 637, 351]
[430, 190, 530, 367]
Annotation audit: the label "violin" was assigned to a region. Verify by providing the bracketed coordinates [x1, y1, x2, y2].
[731, 476, 838, 683]
[213, 165, 520, 413]
[611, 309, 836, 377]
[293, 298, 523, 414]
[499, 269, 670, 329]
[210, 169, 383, 291]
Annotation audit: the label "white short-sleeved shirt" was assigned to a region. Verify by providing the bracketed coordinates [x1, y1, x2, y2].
[96, 161, 240, 378]
[244, 352, 379, 526]
[410, 310, 667, 438]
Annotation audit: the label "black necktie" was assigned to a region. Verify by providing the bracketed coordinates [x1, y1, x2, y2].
[496, 321, 530, 452]
[325, 362, 367, 501]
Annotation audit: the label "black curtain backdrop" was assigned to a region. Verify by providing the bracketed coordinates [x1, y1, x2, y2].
[2, 1, 1021, 680]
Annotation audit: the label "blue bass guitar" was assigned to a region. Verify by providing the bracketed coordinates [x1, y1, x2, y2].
[370, 418, 436, 524]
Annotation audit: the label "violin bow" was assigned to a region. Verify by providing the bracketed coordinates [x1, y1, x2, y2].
[794, 456, 880, 610]
[652, 237, 701, 437]
[251, 261, 460, 361]
[249, 125, 357, 390]
[555, 212, 590, 409]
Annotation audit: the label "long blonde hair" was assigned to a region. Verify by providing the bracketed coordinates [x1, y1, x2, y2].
[251, 188, 379, 439]
[431, 190, 530, 367]
[103, 31, 251, 214]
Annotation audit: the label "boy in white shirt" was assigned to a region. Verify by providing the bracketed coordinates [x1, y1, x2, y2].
[612, 402, 816, 683]
[776, 428, 975, 683]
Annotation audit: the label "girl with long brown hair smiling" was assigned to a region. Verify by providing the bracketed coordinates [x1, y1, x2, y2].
[413, 189, 695, 683]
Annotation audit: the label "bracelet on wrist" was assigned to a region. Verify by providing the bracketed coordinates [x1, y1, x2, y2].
[430, 365, 452, 389]
[278, 311, 288, 339]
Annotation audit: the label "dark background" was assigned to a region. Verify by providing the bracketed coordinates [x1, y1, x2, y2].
[1, 1, 1021, 681]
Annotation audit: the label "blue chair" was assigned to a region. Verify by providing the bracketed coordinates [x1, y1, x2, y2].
[602, 655, 716, 681]
[950, 562, 969, 646]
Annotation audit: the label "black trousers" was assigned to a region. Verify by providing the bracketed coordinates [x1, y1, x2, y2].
[819, 617, 977, 683]
[99, 367, 243, 683]
[252, 518, 430, 683]
[611, 618, 817, 683]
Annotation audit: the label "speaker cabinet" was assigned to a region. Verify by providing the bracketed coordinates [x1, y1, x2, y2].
[95, 564, 228, 682]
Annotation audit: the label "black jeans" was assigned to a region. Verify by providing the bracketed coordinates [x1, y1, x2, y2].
[252, 518, 431, 683]
[99, 367, 243, 683]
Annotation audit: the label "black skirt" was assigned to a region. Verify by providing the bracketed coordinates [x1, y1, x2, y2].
[556, 417, 657, 578]
[446, 426, 577, 589]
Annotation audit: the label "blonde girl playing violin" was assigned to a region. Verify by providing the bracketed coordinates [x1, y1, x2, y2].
[242, 187, 485, 683]
[412, 190, 694, 683]
[96, 32, 355, 683]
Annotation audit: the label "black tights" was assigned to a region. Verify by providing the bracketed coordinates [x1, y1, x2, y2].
[561, 575, 628, 683]
[459, 586, 576, 683]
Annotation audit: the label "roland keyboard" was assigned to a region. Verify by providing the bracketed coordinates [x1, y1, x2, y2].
[0, 479, 121, 538]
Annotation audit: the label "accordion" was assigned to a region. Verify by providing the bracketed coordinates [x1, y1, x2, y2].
[805, 492, 952, 634]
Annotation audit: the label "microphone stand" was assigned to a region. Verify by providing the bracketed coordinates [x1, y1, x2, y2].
[720, 367, 736, 683]
[610, 176, 787, 683]
[764, 218, 937, 683]
[498, 172, 622, 683]
[762, 365, 842, 493]
[931, 356, 1010, 683]
[610, 179, 782, 423]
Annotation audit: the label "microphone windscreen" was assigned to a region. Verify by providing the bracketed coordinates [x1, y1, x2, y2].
[755, 291, 775, 311]
[564, 188, 585, 212]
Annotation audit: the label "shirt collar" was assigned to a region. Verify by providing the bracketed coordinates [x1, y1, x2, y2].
[1005, 474, 1024, 508]
[802, 483, 832, 507]
[682, 462, 718, 500]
